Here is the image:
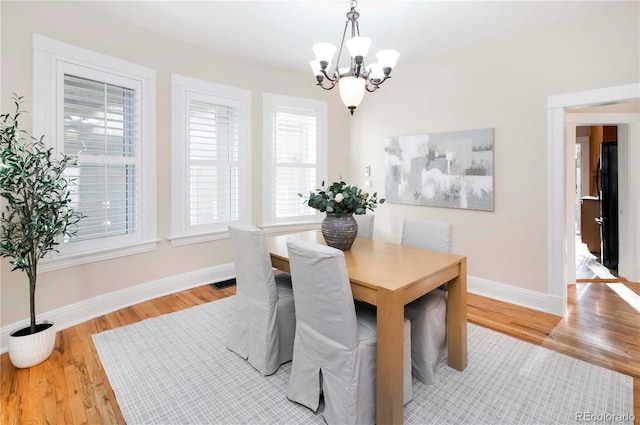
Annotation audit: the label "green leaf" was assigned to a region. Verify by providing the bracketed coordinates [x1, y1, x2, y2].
[1, 94, 85, 325]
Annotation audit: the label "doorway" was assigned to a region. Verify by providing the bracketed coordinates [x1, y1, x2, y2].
[546, 83, 639, 316]
[574, 126, 619, 280]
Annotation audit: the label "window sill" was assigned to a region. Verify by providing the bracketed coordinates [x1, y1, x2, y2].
[167, 231, 230, 247]
[39, 239, 161, 273]
[260, 221, 321, 234]
[169, 222, 322, 246]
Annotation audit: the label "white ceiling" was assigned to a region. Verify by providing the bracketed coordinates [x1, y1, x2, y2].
[84, 1, 613, 74]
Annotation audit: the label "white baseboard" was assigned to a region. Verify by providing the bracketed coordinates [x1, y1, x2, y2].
[545, 294, 567, 316]
[1, 263, 235, 354]
[468, 275, 559, 315]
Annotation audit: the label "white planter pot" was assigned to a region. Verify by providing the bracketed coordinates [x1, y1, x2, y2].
[8, 321, 57, 368]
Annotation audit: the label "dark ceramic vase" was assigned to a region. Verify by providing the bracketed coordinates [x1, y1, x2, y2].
[321, 213, 358, 251]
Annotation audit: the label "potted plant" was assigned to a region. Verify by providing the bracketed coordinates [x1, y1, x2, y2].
[1, 95, 83, 368]
[299, 180, 384, 250]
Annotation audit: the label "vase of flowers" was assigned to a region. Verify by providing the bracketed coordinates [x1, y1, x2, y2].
[299, 180, 385, 250]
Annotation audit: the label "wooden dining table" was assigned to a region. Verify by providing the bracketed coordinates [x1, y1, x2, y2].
[265, 230, 468, 425]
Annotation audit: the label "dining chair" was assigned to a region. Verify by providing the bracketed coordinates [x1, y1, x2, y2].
[401, 217, 453, 253]
[354, 213, 375, 239]
[285, 239, 412, 425]
[226, 224, 296, 376]
[401, 217, 451, 385]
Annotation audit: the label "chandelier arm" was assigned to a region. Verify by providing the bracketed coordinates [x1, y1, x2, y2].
[365, 83, 379, 93]
[317, 77, 338, 90]
[333, 18, 351, 77]
[318, 81, 338, 91]
[350, 8, 359, 75]
[320, 69, 337, 83]
[365, 74, 392, 91]
[368, 75, 391, 87]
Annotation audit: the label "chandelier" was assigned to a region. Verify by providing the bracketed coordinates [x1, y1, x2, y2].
[310, 0, 399, 115]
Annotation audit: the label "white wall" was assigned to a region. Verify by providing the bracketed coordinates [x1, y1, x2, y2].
[347, 2, 639, 305]
[0, 1, 351, 329]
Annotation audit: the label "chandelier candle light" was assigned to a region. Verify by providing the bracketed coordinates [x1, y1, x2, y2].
[310, 0, 400, 115]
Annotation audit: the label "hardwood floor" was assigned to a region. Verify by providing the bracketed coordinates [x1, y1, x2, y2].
[2, 281, 638, 424]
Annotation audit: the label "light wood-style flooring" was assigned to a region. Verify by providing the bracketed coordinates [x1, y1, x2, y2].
[2, 281, 638, 424]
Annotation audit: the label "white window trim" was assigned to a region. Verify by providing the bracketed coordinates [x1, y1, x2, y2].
[169, 74, 251, 247]
[262, 93, 328, 228]
[33, 34, 158, 271]
[55, 62, 144, 255]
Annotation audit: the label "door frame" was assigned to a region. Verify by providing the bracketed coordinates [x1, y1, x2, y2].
[574, 135, 590, 234]
[547, 83, 639, 316]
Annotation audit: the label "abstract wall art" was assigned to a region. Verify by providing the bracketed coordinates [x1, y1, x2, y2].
[384, 128, 494, 211]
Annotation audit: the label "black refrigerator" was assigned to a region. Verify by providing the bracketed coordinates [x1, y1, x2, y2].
[596, 142, 618, 269]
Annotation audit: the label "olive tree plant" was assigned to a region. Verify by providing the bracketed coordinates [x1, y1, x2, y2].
[0, 95, 83, 334]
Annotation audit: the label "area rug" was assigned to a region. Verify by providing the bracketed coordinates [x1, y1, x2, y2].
[92, 296, 633, 425]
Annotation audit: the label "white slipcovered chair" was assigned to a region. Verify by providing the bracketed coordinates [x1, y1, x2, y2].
[226, 224, 296, 376]
[401, 218, 453, 253]
[401, 218, 451, 385]
[354, 213, 375, 239]
[285, 239, 412, 425]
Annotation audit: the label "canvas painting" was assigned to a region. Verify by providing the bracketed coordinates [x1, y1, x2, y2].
[384, 128, 494, 211]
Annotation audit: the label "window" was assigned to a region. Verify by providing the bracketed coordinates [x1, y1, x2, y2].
[170, 74, 251, 246]
[262, 94, 327, 226]
[33, 35, 157, 271]
[62, 70, 140, 245]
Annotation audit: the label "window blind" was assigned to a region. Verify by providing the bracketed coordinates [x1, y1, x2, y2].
[274, 110, 317, 219]
[188, 100, 239, 226]
[63, 74, 139, 242]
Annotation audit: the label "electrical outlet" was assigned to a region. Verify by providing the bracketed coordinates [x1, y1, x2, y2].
[364, 165, 371, 177]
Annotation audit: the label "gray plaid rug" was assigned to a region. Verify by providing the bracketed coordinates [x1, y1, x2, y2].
[93, 296, 633, 425]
